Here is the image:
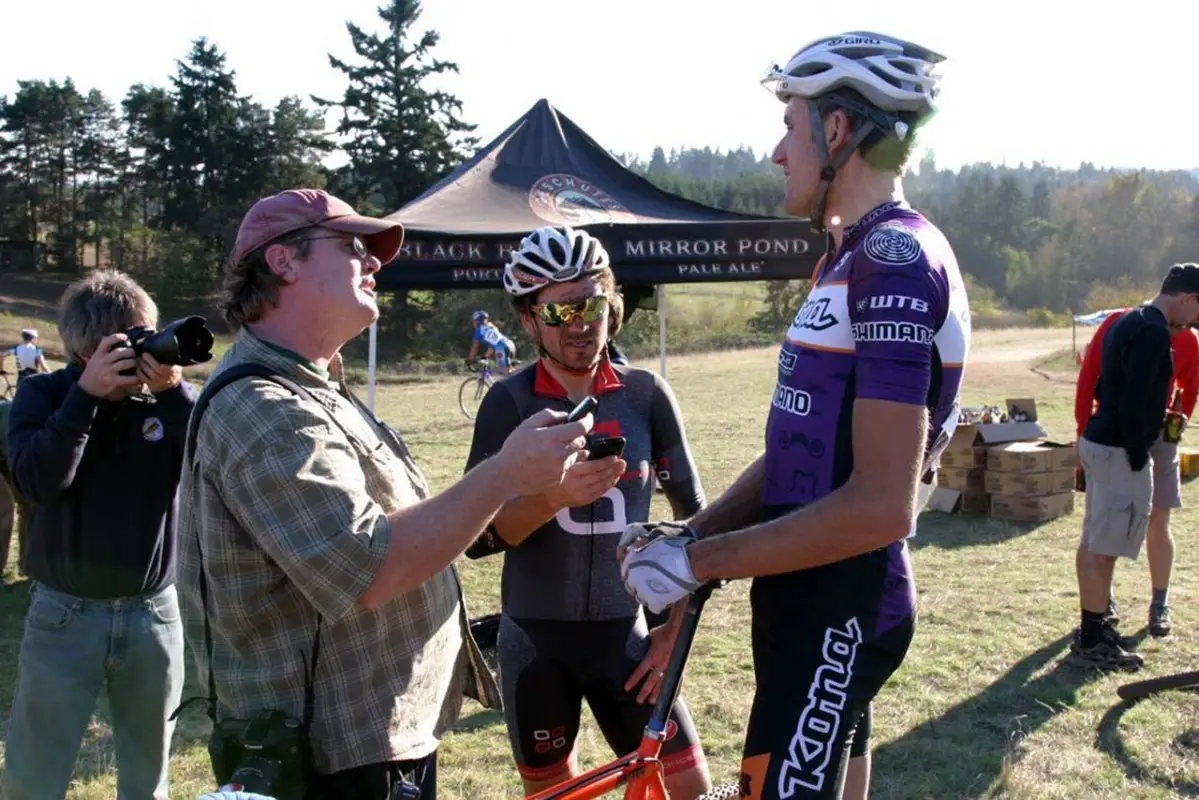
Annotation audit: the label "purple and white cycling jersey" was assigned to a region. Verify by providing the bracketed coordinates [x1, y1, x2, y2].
[763, 200, 969, 519]
[755, 201, 969, 633]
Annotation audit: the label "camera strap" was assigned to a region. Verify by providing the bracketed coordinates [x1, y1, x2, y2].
[172, 362, 334, 731]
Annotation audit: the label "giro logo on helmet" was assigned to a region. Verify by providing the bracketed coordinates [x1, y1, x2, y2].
[508, 267, 550, 287]
[823, 35, 882, 46]
[528, 174, 636, 226]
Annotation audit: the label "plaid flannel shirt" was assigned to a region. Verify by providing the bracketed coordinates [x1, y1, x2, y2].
[177, 328, 498, 773]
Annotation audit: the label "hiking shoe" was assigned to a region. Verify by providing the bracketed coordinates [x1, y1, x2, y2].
[1105, 598, 1121, 628]
[1149, 604, 1172, 638]
[1070, 630, 1144, 671]
[1104, 617, 1137, 650]
[1073, 620, 1136, 651]
[1079, 614, 1131, 652]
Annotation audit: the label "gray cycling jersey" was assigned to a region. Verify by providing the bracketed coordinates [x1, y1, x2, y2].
[464, 359, 704, 621]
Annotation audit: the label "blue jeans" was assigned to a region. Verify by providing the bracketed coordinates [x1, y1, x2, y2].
[1, 582, 185, 799]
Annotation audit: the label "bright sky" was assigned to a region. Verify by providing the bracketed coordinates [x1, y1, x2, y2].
[4, 0, 1197, 173]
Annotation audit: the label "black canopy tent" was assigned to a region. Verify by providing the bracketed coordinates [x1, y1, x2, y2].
[365, 99, 824, 406]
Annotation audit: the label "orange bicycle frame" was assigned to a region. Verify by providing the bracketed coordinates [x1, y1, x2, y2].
[525, 583, 720, 800]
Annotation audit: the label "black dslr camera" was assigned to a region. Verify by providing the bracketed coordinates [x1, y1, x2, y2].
[209, 710, 311, 800]
[117, 315, 215, 375]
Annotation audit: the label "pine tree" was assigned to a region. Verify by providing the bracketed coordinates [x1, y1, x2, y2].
[314, 0, 477, 357]
[314, 0, 476, 213]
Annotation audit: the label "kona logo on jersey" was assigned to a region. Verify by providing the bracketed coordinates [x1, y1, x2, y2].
[777, 618, 863, 797]
[791, 297, 838, 332]
[778, 349, 797, 376]
[856, 294, 930, 314]
[771, 384, 812, 416]
[852, 320, 934, 346]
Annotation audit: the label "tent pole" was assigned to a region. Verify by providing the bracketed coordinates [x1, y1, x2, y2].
[658, 285, 667, 377]
[368, 320, 378, 413]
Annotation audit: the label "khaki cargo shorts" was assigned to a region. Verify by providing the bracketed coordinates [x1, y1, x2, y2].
[1078, 436, 1153, 559]
[1149, 436, 1182, 509]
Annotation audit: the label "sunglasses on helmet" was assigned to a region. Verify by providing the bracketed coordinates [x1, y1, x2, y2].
[532, 295, 609, 327]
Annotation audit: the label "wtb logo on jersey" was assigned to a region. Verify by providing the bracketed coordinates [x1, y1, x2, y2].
[777, 618, 862, 797]
[855, 294, 929, 314]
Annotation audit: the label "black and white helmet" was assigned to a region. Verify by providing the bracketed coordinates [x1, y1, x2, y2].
[503, 226, 611, 297]
[762, 31, 944, 124]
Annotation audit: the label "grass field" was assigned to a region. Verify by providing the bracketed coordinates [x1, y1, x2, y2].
[1, 324, 1198, 799]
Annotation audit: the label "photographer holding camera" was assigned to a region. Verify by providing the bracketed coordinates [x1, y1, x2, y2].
[0, 270, 198, 800]
[177, 189, 592, 800]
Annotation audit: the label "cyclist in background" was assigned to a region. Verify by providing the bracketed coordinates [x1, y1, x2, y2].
[1075, 306, 1196, 640]
[621, 31, 968, 800]
[463, 225, 713, 799]
[1, 329, 49, 387]
[467, 310, 517, 375]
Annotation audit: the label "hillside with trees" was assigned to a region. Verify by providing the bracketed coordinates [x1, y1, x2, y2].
[2, 3, 1197, 360]
[622, 147, 1199, 327]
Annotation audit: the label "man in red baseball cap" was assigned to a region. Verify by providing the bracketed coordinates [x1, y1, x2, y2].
[230, 188, 405, 267]
[222, 188, 406, 347]
[175, 189, 594, 799]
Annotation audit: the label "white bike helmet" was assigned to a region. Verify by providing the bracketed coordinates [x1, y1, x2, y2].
[762, 32, 945, 233]
[502, 226, 611, 297]
[763, 32, 943, 120]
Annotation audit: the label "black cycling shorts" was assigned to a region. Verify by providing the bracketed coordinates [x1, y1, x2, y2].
[497, 614, 704, 783]
[737, 547, 916, 800]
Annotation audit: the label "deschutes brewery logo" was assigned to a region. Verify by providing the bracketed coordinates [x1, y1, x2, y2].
[529, 174, 636, 225]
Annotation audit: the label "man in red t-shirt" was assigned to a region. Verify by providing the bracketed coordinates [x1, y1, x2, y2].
[1075, 307, 1198, 638]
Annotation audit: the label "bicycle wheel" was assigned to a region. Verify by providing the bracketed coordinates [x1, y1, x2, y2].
[458, 375, 492, 420]
[1117, 669, 1199, 701]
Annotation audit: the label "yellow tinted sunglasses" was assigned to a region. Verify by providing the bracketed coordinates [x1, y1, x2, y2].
[532, 295, 609, 327]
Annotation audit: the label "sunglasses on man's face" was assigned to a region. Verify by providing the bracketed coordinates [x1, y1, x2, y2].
[304, 234, 370, 260]
[532, 295, 609, 327]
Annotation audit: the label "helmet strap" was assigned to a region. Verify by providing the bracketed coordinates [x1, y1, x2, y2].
[806, 102, 879, 235]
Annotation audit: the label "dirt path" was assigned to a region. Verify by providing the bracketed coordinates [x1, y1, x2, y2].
[648, 327, 1083, 375]
[969, 328, 1078, 364]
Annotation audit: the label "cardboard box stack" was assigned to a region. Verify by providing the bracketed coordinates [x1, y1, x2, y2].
[928, 398, 1078, 522]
